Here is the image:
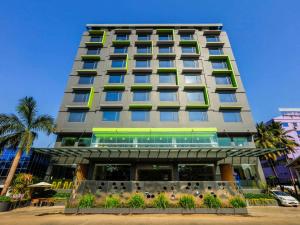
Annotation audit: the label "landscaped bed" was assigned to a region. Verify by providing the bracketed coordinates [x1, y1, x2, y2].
[244, 193, 278, 206]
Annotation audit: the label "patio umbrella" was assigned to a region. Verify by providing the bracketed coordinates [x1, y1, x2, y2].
[28, 182, 52, 188]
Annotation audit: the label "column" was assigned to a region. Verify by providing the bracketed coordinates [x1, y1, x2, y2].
[219, 164, 234, 182]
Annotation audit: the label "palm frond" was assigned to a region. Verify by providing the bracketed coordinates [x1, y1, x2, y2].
[31, 115, 54, 135]
[17, 97, 37, 128]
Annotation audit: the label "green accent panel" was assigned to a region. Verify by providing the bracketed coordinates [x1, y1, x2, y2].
[103, 85, 125, 90]
[208, 55, 227, 60]
[88, 30, 104, 35]
[215, 85, 238, 91]
[203, 87, 210, 107]
[219, 105, 242, 110]
[87, 87, 94, 109]
[131, 84, 152, 90]
[125, 54, 129, 72]
[186, 104, 209, 109]
[135, 40, 152, 45]
[157, 104, 180, 109]
[93, 127, 217, 133]
[179, 40, 200, 54]
[129, 104, 152, 110]
[112, 40, 131, 46]
[157, 68, 177, 73]
[81, 55, 100, 60]
[76, 69, 97, 75]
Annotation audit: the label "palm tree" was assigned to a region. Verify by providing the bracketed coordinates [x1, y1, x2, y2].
[0, 97, 54, 195]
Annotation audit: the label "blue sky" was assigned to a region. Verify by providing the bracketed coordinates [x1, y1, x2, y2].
[0, 0, 299, 147]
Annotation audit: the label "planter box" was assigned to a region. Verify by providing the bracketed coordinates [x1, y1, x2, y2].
[0, 202, 11, 212]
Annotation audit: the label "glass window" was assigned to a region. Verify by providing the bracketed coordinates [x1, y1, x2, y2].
[137, 46, 151, 54]
[90, 36, 102, 42]
[233, 137, 248, 147]
[181, 46, 196, 53]
[133, 91, 150, 101]
[114, 46, 128, 53]
[159, 46, 173, 53]
[296, 131, 300, 137]
[215, 75, 232, 85]
[184, 74, 201, 84]
[136, 60, 150, 67]
[134, 74, 150, 83]
[73, 92, 90, 102]
[112, 59, 126, 68]
[83, 61, 97, 69]
[131, 111, 150, 121]
[68, 111, 86, 122]
[160, 110, 178, 121]
[108, 74, 125, 83]
[212, 61, 228, 69]
[78, 138, 91, 147]
[138, 34, 150, 40]
[160, 91, 177, 101]
[159, 59, 174, 68]
[78, 76, 94, 85]
[180, 34, 193, 40]
[219, 92, 237, 103]
[87, 48, 100, 55]
[158, 34, 173, 41]
[189, 110, 208, 121]
[281, 122, 289, 127]
[159, 73, 176, 84]
[116, 34, 129, 40]
[209, 48, 223, 55]
[183, 59, 199, 68]
[105, 91, 122, 101]
[206, 36, 220, 42]
[102, 111, 120, 121]
[187, 91, 205, 102]
[222, 111, 242, 122]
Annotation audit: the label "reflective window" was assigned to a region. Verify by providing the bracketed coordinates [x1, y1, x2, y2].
[133, 91, 150, 101]
[134, 74, 150, 83]
[159, 59, 174, 68]
[116, 34, 129, 40]
[112, 59, 126, 68]
[68, 111, 86, 122]
[160, 110, 178, 121]
[206, 36, 220, 42]
[212, 61, 228, 69]
[73, 92, 90, 102]
[215, 75, 232, 85]
[131, 111, 150, 121]
[281, 122, 289, 127]
[159, 73, 176, 84]
[114, 46, 128, 53]
[83, 61, 97, 69]
[137, 46, 151, 54]
[222, 111, 242, 122]
[184, 74, 201, 84]
[160, 91, 177, 101]
[136, 59, 150, 67]
[183, 59, 199, 68]
[219, 92, 237, 103]
[189, 110, 208, 121]
[158, 34, 173, 41]
[209, 48, 223, 55]
[78, 76, 94, 85]
[159, 46, 173, 53]
[87, 48, 100, 55]
[181, 46, 197, 53]
[180, 34, 193, 40]
[90, 36, 102, 42]
[187, 91, 205, 102]
[138, 34, 151, 40]
[105, 91, 122, 101]
[108, 74, 125, 83]
[102, 111, 120, 121]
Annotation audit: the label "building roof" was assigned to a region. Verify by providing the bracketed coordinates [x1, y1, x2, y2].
[86, 24, 223, 29]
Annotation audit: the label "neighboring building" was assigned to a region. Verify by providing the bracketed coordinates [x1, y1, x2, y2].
[35, 24, 268, 190]
[262, 108, 300, 184]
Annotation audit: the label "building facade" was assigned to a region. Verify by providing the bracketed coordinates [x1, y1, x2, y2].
[262, 108, 300, 184]
[37, 24, 267, 189]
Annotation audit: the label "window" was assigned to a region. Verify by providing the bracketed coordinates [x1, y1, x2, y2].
[212, 61, 228, 69]
[102, 111, 120, 121]
[281, 122, 289, 127]
[219, 92, 237, 103]
[180, 34, 193, 40]
[105, 91, 122, 101]
[159, 46, 173, 53]
[78, 138, 91, 147]
[181, 46, 197, 53]
[131, 111, 149, 121]
[73, 92, 90, 102]
[108, 74, 125, 83]
[133, 91, 150, 101]
[116, 34, 128, 40]
[61, 137, 76, 146]
[158, 34, 173, 41]
[222, 111, 242, 122]
[159, 73, 176, 84]
[136, 59, 150, 67]
[68, 111, 86, 122]
[160, 91, 177, 101]
[111, 59, 126, 68]
[189, 110, 208, 121]
[206, 36, 220, 42]
[159, 59, 174, 68]
[87, 48, 100, 55]
[137, 46, 151, 54]
[90, 36, 102, 42]
[114, 46, 128, 54]
[187, 91, 205, 102]
[78, 76, 94, 85]
[297, 131, 300, 137]
[138, 34, 150, 40]
[83, 61, 97, 69]
[233, 137, 249, 147]
[160, 110, 178, 121]
[184, 74, 201, 84]
[183, 59, 199, 68]
[134, 73, 150, 83]
[215, 75, 232, 85]
[209, 48, 223, 55]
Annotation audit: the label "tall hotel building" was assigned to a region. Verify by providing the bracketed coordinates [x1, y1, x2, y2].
[40, 24, 266, 187]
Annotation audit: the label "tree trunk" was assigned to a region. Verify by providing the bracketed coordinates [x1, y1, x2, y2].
[1, 149, 23, 196]
[268, 159, 283, 189]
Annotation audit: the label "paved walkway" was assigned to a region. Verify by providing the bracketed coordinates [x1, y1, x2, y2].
[1, 206, 300, 225]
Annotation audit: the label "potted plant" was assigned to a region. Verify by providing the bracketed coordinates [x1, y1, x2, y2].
[0, 196, 11, 212]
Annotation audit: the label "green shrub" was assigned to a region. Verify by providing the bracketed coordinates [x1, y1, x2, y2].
[244, 193, 274, 199]
[229, 196, 247, 208]
[79, 194, 95, 208]
[105, 196, 121, 208]
[203, 194, 222, 209]
[179, 195, 196, 209]
[247, 198, 277, 206]
[0, 196, 11, 202]
[153, 193, 169, 209]
[127, 194, 145, 208]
